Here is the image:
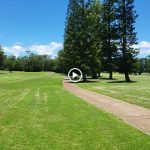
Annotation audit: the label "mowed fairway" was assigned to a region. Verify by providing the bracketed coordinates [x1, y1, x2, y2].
[78, 73, 150, 109]
[0, 72, 150, 150]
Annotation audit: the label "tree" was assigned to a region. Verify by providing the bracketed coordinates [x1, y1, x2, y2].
[56, 50, 66, 73]
[64, 0, 89, 81]
[116, 0, 139, 82]
[64, 0, 102, 81]
[86, 0, 102, 79]
[146, 55, 150, 73]
[24, 54, 44, 72]
[4, 56, 16, 72]
[101, 0, 118, 79]
[50, 50, 66, 73]
[0, 45, 4, 69]
[132, 58, 145, 75]
[42, 55, 52, 71]
[64, 0, 81, 71]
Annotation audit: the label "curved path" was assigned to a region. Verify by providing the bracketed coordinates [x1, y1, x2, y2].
[64, 81, 150, 135]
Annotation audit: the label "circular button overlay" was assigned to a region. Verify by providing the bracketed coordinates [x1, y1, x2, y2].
[68, 68, 83, 83]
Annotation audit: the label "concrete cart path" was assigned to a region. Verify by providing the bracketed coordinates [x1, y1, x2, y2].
[63, 81, 150, 136]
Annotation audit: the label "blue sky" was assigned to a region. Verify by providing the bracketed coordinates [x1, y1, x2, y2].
[0, 0, 150, 57]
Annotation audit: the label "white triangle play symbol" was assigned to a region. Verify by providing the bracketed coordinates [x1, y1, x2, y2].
[68, 68, 82, 82]
[72, 72, 78, 79]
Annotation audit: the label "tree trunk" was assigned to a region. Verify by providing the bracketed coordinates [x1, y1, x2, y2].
[92, 72, 98, 79]
[122, 0, 130, 82]
[98, 72, 101, 77]
[109, 71, 113, 79]
[82, 72, 87, 82]
[125, 72, 131, 82]
[108, 8, 113, 80]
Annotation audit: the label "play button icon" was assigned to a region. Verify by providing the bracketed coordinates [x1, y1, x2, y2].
[68, 68, 82, 83]
[72, 72, 78, 79]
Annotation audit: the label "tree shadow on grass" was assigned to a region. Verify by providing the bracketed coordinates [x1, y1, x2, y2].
[77, 80, 98, 84]
[0, 72, 7, 75]
[64, 77, 99, 83]
[108, 80, 137, 84]
[99, 77, 117, 80]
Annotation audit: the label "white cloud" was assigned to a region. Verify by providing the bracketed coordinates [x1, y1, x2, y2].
[4, 45, 25, 57]
[30, 42, 63, 57]
[133, 41, 150, 55]
[4, 41, 149, 58]
[3, 42, 63, 58]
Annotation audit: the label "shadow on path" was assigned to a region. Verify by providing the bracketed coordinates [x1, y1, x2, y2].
[108, 80, 137, 84]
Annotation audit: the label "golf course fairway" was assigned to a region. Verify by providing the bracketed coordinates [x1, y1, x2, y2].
[0, 72, 150, 150]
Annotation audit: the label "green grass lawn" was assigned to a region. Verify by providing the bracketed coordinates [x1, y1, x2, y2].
[0, 71, 150, 150]
[77, 73, 150, 109]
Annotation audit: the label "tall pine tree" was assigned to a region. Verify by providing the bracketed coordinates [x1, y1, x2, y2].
[116, 0, 138, 82]
[64, 0, 81, 71]
[101, 0, 118, 79]
[86, 0, 102, 79]
[64, 0, 102, 81]
[64, 0, 89, 81]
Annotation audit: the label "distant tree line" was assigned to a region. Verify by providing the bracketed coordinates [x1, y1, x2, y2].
[0, 46, 63, 73]
[133, 56, 150, 75]
[0, 46, 150, 75]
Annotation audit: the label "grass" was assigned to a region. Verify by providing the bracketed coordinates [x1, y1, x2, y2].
[77, 73, 150, 109]
[0, 71, 150, 150]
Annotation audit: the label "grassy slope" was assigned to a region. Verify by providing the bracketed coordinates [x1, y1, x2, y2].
[0, 71, 150, 150]
[78, 73, 150, 109]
